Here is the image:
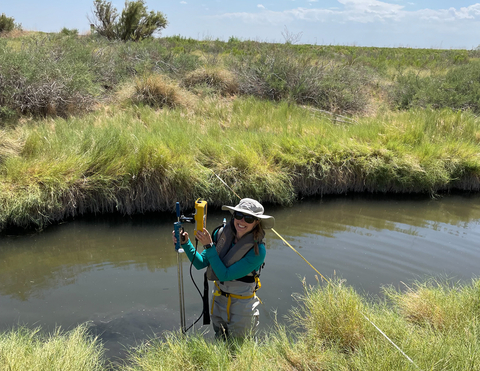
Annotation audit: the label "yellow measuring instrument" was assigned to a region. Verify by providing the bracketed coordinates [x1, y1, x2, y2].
[193, 198, 207, 238]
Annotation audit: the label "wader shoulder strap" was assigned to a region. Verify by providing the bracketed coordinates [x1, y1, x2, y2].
[206, 224, 255, 281]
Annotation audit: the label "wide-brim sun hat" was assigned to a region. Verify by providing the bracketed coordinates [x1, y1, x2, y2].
[222, 198, 275, 229]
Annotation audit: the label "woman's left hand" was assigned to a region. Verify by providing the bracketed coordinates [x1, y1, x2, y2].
[196, 228, 212, 246]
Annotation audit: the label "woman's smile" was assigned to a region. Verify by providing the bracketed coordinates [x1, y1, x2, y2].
[234, 218, 257, 239]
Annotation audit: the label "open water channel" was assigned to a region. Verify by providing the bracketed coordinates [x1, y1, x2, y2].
[1, 193, 480, 362]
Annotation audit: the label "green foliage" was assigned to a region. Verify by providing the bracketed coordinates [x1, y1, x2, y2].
[60, 27, 79, 36]
[2, 31, 480, 120]
[229, 46, 371, 113]
[0, 325, 105, 370]
[89, 0, 118, 39]
[0, 13, 15, 33]
[89, 0, 167, 42]
[2, 99, 480, 231]
[390, 61, 480, 113]
[0, 35, 99, 119]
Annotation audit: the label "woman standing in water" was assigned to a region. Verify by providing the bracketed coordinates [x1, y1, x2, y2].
[174, 198, 274, 339]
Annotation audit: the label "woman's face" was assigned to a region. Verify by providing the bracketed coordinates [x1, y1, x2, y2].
[233, 213, 259, 240]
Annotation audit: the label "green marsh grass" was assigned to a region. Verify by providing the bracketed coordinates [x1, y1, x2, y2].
[1, 98, 480, 231]
[1, 278, 478, 370]
[0, 324, 105, 371]
[117, 277, 480, 371]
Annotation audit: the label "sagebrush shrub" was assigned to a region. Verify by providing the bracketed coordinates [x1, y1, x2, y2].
[390, 61, 480, 113]
[230, 48, 371, 114]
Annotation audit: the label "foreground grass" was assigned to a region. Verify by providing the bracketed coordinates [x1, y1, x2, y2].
[1, 98, 480, 231]
[0, 324, 105, 370]
[1, 278, 479, 370]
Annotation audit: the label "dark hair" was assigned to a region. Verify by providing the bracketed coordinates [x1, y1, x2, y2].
[252, 223, 264, 255]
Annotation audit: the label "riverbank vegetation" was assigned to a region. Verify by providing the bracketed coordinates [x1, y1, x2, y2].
[0, 31, 479, 232]
[1, 277, 479, 370]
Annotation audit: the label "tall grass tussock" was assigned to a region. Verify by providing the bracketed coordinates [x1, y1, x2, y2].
[132, 74, 195, 109]
[183, 67, 239, 96]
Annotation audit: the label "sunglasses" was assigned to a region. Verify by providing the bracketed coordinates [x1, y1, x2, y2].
[233, 211, 258, 224]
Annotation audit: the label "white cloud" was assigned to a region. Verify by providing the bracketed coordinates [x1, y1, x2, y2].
[214, 1, 480, 25]
[180, 1, 187, 4]
[202, 1, 480, 48]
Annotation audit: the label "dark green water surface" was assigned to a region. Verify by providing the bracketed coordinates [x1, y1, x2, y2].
[1, 193, 479, 361]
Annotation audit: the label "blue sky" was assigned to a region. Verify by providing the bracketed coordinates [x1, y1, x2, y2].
[4, 1, 480, 49]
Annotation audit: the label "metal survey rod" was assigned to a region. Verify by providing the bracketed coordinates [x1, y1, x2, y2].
[174, 202, 186, 333]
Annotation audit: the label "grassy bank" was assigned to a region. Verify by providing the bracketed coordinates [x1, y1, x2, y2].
[1, 98, 480, 231]
[1, 32, 480, 231]
[1, 277, 479, 370]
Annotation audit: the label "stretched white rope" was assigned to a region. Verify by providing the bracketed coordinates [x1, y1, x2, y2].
[361, 313, 420, 369]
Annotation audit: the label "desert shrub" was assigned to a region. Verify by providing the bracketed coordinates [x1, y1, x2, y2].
[427, 61, 480, 112]
[59, 27, 79, 36]
[0, 14, 15, 33]
[0, 36, 99, 119]
[229, 47, 371, 114]
[132, 74, 193, 108]
[89, 0, 167, 42]
[388, 71, 425, 110]
[390, 61, 480, 113]
[182, 67, 239, 96]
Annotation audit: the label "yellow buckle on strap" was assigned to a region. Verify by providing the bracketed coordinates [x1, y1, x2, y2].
[212, 281, 258, 322]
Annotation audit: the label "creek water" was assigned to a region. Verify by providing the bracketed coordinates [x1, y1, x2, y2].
[1, 193, 479, 362]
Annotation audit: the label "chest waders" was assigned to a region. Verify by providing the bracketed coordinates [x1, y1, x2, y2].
[205, 223, 265, 323]
[211, 276, 262, 321]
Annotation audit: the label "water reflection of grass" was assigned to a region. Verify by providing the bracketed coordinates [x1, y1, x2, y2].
[0, 218, 179, 300]
[1, 277, 478, 370]
[269, 194, 480, 241]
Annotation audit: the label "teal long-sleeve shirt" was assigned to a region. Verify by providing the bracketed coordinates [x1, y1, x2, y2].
[181, 237, 266, 282]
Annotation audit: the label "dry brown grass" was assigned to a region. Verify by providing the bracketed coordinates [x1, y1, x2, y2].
[0, 132, 23, 164]
[182, 67, 239, 96]
[133, 74, 195, 109]
[0, 29, 32, 38]
[397, 289, 446, 330]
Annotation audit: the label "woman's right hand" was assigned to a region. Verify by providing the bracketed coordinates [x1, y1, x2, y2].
[172, 230, 189, 245]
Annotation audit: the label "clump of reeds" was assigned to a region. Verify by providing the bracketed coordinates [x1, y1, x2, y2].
[289, 278, 367, 352]
[132, 74, 195, 109]
[384, 277, 480, 332]
[183, 67, 239, 96]
[0, 325, 105, 371]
